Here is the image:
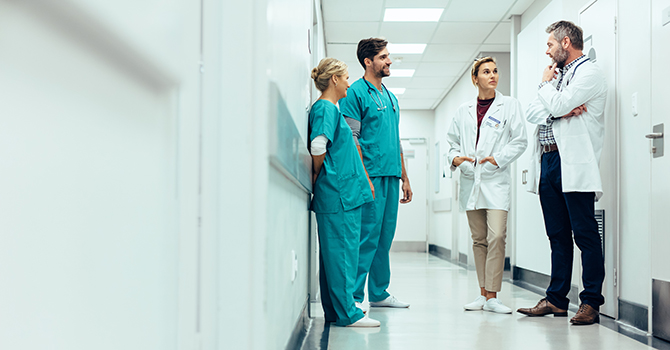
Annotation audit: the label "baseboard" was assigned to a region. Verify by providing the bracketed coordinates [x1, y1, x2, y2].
[428, 244, 469, 269]
[459, 252, 468, 265]
[391, 241, 427, 252]
[285, 298, 310, 350]
[619, 298, 648, 332]
[653, 279, 670, 342]
[428, 244, 451, 261]
[512, 265, 579, 307]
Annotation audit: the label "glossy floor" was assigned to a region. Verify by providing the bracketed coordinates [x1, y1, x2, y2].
[302, 252, 669, 350]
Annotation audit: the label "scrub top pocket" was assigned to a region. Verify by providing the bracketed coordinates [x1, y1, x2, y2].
[337, 173, 367, 211]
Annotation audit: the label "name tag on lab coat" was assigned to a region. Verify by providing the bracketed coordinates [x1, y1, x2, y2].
[484, 116, 501, 129]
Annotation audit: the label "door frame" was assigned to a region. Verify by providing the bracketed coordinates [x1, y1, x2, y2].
[579, 0, 621, 319]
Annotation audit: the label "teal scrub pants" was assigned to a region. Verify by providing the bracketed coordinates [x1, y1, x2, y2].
[316, 205, 365, 327]
[354, 176, 400, 302]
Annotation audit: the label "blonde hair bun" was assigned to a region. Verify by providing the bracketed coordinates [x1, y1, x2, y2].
[311, 58, 348, 92]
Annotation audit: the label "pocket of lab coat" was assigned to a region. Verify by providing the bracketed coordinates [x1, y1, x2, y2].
[480, 161, 500, 179]
[560, 134, 594, 164]
[458, 161, 475, 178]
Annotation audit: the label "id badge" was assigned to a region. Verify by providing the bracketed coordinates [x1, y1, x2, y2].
[485, 116, 501, 129]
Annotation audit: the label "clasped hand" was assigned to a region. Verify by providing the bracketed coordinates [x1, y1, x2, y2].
[452, 156, 497, 167]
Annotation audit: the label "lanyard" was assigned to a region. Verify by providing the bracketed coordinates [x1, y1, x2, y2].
[363, 78, 396, 112]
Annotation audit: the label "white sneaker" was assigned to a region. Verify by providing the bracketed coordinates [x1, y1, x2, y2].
[369, 295, 410, 308]
[463, 295, 487, 311]
[355, 301, 368, 314]
[483, 298, 512, 314]
[346, 316, 381, 327]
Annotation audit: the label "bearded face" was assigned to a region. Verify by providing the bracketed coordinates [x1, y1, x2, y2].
[551, 44, 570, 69]
[370, 48, 391, 78]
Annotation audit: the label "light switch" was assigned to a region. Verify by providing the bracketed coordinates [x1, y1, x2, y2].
[632, 92, 638, 116]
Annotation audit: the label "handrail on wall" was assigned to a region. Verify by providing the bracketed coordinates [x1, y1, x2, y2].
[268, 82, 313, 194]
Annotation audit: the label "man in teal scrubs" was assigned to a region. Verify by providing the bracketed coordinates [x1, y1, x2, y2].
[339, 38, 413, 309]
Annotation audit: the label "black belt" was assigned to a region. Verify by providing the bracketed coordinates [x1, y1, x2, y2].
[542, 144, 558, 153]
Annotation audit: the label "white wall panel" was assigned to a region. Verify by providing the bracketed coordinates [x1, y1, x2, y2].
[513, 0, 563, 275]
[0, 1, 199, 348]
[431, 70, 478, 256]
[614, 0, 653, 309]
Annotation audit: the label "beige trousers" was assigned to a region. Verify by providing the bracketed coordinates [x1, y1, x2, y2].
[466, 209, 508, 292]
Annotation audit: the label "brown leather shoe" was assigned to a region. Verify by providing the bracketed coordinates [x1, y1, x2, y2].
[517, 298, 568, 317]
[570, 303, 600, 325]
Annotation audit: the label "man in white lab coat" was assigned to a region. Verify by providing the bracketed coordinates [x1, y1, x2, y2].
[517, 20, 607, 326]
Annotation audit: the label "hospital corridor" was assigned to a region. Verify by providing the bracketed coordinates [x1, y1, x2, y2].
[1, 0, 670, 349]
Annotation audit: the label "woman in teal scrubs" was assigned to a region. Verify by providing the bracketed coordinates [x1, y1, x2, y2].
[309, 58, 379, 327]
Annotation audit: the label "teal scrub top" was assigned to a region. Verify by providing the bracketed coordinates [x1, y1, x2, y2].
[338, 78, 402, 178]
[309, 99, 373, 214]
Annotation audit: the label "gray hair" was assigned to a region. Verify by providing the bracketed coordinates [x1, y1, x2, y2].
[546, 20, 583, 50]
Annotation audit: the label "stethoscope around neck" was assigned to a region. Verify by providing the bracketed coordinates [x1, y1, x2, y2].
[363, 77, 396, 112]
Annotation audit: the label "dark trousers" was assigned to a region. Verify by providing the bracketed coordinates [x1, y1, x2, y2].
[539, 151, 605, 310]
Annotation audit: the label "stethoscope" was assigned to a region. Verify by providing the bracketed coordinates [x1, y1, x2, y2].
[363, 77, 396, 112]
[559, 56, 589, 88]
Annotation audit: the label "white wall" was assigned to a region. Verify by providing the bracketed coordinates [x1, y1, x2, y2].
[396, 110, 435, 245]
[615, 0, 652, 308]
[432, 72, 475, 255]
[514, 0, 562, 277]
[400, 110, 435, 140]
[0, 0, 326, 349]
[0, 1, 202, 349]
[220, 0, 323, 349]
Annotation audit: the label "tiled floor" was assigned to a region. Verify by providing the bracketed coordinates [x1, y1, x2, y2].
[302, 252, 670, 350]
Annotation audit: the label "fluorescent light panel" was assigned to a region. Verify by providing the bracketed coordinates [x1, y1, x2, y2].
[384, 8, 444, 22]
[388, 88, 406, 95]
[390, 69, 415, 77]
[387, 43, 427, 54]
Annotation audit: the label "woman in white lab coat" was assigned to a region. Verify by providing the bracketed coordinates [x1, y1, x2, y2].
[447, 57, 527, 314]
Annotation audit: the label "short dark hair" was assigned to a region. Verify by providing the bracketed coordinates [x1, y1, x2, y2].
[357, 38, 388, 69]
[546, 20, 583, 50]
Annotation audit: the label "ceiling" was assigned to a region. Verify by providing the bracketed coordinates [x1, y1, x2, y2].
[321, 0, 536, 110]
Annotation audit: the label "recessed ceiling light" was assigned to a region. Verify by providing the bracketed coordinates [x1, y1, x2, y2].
[390, 69, 415, 77]
[387, 43, 427, 54]
[383, 8, 444, 22]
[388, 88, 406, 95]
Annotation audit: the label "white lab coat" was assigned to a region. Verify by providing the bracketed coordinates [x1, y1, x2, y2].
[447, 91, 528, 211]
[525, 58, 607, 200]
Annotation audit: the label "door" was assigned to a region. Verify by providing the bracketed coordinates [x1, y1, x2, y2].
[579, 0, 619, 318]
[396, 139, 429, 250]
[650, 0, 670, 340]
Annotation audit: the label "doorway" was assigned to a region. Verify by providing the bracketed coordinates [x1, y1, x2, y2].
[395, 138, 430, 251]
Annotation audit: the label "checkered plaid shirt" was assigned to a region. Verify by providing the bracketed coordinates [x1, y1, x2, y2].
[538, 55, 587, 146]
